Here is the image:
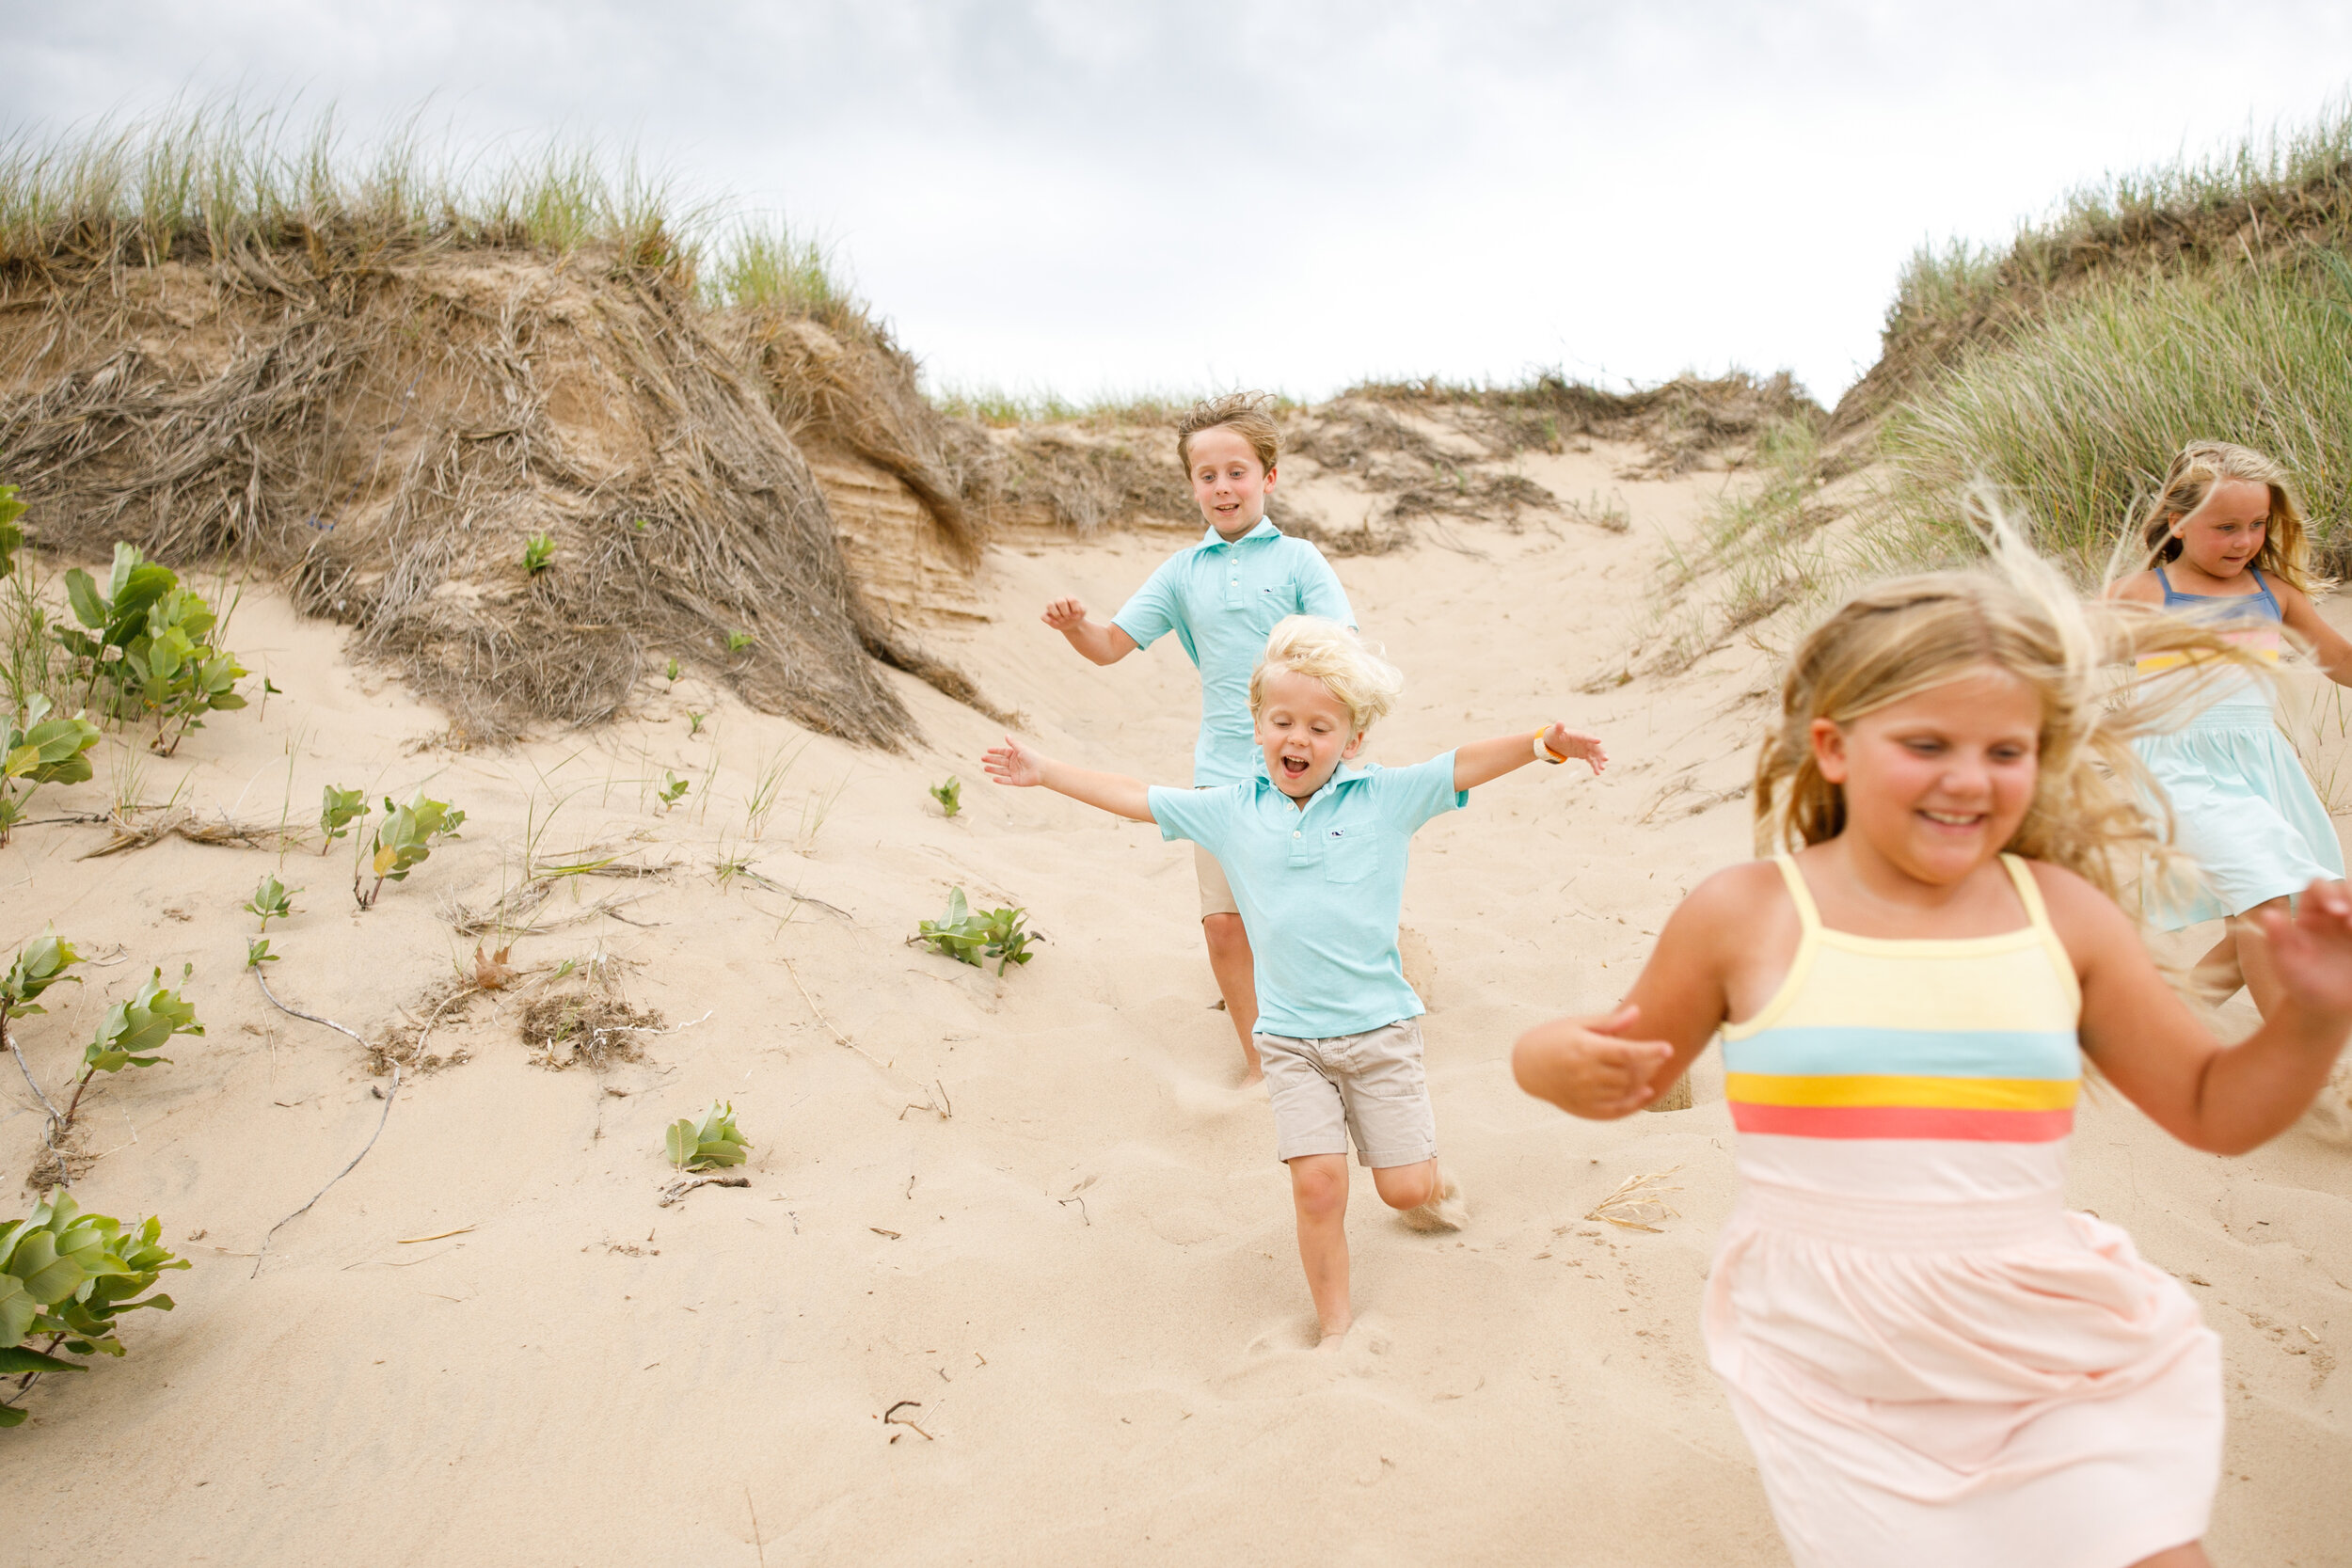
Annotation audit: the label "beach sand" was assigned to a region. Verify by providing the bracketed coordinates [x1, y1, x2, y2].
[2, 443, 2346, 1565]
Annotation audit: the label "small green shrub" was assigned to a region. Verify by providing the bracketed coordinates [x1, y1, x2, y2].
[665, 1101, 750, 1171]
[663, 657, 681, 682]
[657, 770, 689, 810]
[522, 532, 556, 575]
[0, 696, 100, 845]
[915, 887, 1038, 974]
[56, 545, 246, 754]
[929, 776, 961, 818]
[0, 1190, 188, 1429]
[318, 784, 369, 852]
[356, 789, 465, 909]
[723, 630, 755, 655]
[685, 711, 707, 736]
[242, 874, 295, 928]
[71, 966, 199, 1106]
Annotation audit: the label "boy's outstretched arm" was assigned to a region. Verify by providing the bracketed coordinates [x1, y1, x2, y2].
[1453, 721, 1607, 791]
[984, 735, 1155, 823]
[1042, 596, 1139, 666]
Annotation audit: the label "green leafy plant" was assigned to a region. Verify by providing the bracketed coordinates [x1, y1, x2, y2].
[0, 484, 23, 579]
[685, 711, 707, 736]
[318, 784, 370, 853]
[243, 874, 295, 928]
[522, 532, 556, 575]
[664, 1101, 750, 1171]
[245, 937, 278, 969]
[663, 657, 681, 682]
[3, 936, 81, 1133]
[62, 966, 200, 1126]
[355, 789, 466, 910]
[0, 696, 101, 846]
[914, 887, 1038, 975]
[723, 630, 755, 655]
[657, 770, 689, 810]
[929, 776, 961, 818]
[0, 1190, 188, 1429]
[56, 545, 246, 754]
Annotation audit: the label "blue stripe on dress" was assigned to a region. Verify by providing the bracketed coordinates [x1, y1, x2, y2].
[1720, 1025, 2082, 1081]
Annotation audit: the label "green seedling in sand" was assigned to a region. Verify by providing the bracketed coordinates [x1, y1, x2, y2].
[3, 936, 82, 1126]
[663, 657, 681, 682]
[724, 630, 755, 655]
[244, 937, 278, 969]
[522, 532, 556, 575]
[56, 545, 246, 755]
[60, 966, 200, 1130]
[0, 1189, 188, 1430]
[318, 784, 369, 852]
[0, 697, 101, 847]
[929, 776, 961, 818]
[658, 770, 690, 810]
[914, 887, 1038, 975]
[354, 789, 466, 910]
[243, 875, 296, 928]
[0, 485, 23, 579]
[665, 1101, 750, 1171]
[685, 711, 707, 736]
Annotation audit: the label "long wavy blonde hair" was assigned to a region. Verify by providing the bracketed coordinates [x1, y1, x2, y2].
[2124, 438, 2314, 594]
[1755, 513, 2257, 904]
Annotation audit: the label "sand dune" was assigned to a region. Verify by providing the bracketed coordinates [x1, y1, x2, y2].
[2, 445, 2346, 1566]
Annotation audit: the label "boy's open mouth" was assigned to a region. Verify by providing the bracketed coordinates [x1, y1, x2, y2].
[1279, 754, 1311, 778]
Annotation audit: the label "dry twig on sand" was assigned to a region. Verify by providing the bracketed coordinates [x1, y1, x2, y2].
[783, 956, 949, 1119]
[657, 1174, 750, 1208]
[1584, 1168, 1684, 1233]
[76, 808, 310, 860]
[248, 970, 404, 1276]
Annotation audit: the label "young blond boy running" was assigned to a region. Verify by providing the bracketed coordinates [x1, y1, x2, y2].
[986, 617, 1606, 1343]
[1041, 393, 1352, 1084]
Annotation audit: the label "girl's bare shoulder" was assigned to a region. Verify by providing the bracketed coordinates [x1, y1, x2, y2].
[2018, 858, 2137, 956]
[2106, 569, 2165, 604]
[1674, 859, 1792, 928]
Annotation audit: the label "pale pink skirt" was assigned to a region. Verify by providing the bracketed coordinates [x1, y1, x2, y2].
[1705, 1180, 2222, 1568]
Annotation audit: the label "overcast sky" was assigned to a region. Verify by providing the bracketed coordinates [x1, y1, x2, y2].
[10, 3, 2351, 406]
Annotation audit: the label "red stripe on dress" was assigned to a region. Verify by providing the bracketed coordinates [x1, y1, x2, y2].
[1727, 1101, 2074, 1142]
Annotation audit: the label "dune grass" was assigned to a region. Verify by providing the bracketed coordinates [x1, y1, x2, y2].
[0, 100, 847, 300]
[1881, 251, 2352, 578]
[928, 383, 1219, 428]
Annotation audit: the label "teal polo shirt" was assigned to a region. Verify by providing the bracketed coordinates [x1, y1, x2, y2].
[1148, 752, 1466, 1039]
[1111, 517, 1354, 785]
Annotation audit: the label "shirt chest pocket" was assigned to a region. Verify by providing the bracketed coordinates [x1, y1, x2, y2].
[1322, 823, 1380, 883]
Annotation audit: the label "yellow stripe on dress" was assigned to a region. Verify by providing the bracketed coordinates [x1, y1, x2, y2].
[1724, 1072, 2079, 1112]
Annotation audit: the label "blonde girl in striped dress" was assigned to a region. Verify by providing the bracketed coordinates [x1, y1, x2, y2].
[2106, 441, 2352, 1015]
[1513, 522, 2352, 1568]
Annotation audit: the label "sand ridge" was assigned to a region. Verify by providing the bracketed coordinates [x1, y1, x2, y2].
[1, 444, 2345, 1565]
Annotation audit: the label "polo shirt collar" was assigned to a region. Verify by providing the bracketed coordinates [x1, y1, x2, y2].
[1199, 516, 1282, 550]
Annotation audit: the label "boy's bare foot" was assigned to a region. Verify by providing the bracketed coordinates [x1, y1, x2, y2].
[1317, 1318, 1352, 1349]
[1400, 1166, 1468, 1232]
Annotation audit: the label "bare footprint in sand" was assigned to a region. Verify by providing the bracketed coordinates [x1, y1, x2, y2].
[1216, 1317, 1393, 1396]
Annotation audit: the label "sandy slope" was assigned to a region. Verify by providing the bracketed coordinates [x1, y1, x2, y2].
[2, 447, 2346, 1567]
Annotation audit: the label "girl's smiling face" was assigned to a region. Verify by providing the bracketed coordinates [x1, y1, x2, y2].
[1254, 667, 1364, 801]
[2171, 477, 2270, 581]
[1810, 665, 2042, 887]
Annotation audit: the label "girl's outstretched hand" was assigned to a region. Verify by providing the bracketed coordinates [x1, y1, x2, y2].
[2257, 879, 2352, 1019]
[1541, 723, 1609, 776]
[1512, 1003, 1675, 1118]
[983, 736, 1046, 789]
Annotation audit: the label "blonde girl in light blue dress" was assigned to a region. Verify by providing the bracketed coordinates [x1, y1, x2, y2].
[2108, 440, 2352, 1016]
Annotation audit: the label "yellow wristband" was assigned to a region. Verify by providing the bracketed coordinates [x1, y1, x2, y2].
[1533, 728, 1567, 765]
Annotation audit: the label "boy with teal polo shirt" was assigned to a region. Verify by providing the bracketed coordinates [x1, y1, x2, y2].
[986, 616, 1608, 1344]
[1042, 393, 1352, 1085]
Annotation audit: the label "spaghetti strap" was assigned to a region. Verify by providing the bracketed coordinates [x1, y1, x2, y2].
[1998, 853, 2082, 1008]
[1771, 853, 1821, 933]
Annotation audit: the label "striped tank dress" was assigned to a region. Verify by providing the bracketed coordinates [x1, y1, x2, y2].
[2135, 564, 2342, 927]
[1704, 853, 2221, 1568]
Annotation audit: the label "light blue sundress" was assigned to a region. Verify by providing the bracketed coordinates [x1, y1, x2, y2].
[2135, 566, 2344, 927]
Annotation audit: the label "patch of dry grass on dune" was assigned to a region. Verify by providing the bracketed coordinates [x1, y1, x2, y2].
[0, 103, 957, 747]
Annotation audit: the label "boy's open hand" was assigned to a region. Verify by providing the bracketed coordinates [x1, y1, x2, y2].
[984, 736, 1047, 789]
[1512, 1003, 1675, 1117]
[1041, 597, 1090, 632]
[2257, 879, 2352, 1021]
[1542, 723, 1609, 776]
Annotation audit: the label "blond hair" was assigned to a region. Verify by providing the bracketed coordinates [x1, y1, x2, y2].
[1756, 511, 2259, 904]
[2125, 439, 2313, 594]
[1248, 616, 1402, 735]
[1176, 391, 1279, 475]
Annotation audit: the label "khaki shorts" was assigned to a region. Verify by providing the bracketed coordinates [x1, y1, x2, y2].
[1194, 842, 1240, 920]
[1255, 1018, 1437, 1168]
